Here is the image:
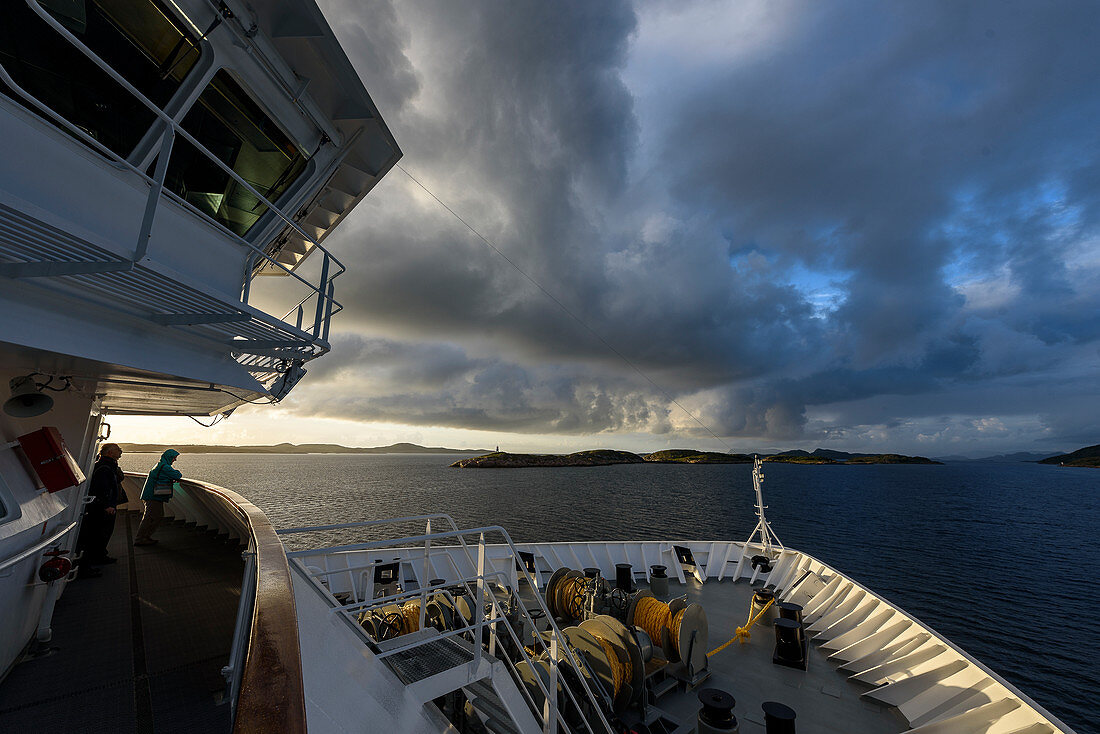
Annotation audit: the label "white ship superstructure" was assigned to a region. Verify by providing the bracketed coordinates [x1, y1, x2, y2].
[0, 2, 1081, 733]
[0, 0, 397, 699]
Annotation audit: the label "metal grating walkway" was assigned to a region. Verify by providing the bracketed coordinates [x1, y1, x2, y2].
[0, 201, 324, 375]
[384, 636, 476, 686]
[0, 512, 244, 733]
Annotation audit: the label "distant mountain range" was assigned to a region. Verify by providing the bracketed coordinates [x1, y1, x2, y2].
[935, 451, 1054, 463]
[117, 442, 490, 455]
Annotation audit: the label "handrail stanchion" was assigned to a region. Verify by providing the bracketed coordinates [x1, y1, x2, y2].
[242, 253, 258, 303]
[420, 520, 430, 632]
[134, 127, 175, 261]
[313, 253, 330, 337]
[322, 280, 335, 342]
[474, 533, 485, 673]
[546, 635, 559, 734]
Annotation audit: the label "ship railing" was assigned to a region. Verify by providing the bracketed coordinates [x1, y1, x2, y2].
[121, 472, 307, 733]
[282, 516, 617, 734]
[2, 0, 348, 354]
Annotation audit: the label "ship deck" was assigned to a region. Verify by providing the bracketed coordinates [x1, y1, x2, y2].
[622, 577, 907, 733]
[0, 511, 243, 733]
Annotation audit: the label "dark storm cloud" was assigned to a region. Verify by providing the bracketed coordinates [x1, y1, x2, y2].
[289, 335, 671, 433]
[308, 0, 1100, 449]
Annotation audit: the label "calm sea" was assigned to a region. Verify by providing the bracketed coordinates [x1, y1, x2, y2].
[121, 453, 1100, 733]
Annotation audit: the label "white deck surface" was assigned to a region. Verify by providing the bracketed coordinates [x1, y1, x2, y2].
[653, 577, 906, 733]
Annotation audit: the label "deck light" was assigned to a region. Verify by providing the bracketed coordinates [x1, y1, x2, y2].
[3, 375, 54, 417]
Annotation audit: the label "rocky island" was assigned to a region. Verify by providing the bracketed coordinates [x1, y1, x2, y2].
[452, 447, 941, 468]
[1038, 444, 1100, 468]
[451, 450, 644, 468]
[765, 449, 941, 465]
[643, 450, 755, 463]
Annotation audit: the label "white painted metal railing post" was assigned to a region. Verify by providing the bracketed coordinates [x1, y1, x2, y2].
[474, 533, 486, 672]
[545, 635, 558, 734]
[420, 520, 430, 632]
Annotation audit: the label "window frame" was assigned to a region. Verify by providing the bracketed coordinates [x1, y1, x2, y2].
[160, 65, 319, 243]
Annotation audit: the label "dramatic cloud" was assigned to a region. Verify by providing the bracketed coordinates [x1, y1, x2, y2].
[272, 0, 1100, 455]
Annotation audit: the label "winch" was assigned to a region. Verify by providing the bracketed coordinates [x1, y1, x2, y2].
[542, 565, 711, 695]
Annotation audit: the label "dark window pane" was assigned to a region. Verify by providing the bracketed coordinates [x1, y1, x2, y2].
[163, 70, 307, 237]
[0, 0, 199, 156]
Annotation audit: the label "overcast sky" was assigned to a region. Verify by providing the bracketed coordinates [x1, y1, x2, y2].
[119, 0, 1100, 457]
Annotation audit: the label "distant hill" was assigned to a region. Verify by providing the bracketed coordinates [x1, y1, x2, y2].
[118, 442, 490, 455]
[453, 447, 942, 468]
[452, 450, 644, 468]
[1038, 444, 1100, 468]
[974, 452, 1053, 463]
[643, 450, 754, 464]
[766, 448, 941, 465]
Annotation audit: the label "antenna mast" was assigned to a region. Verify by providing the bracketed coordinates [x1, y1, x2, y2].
[732, 456, 784, 581]
[751, 456, 783, 553]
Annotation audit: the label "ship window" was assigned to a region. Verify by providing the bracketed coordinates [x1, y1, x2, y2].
[0, 0, 200, 157]
[162, 70, 308, 237]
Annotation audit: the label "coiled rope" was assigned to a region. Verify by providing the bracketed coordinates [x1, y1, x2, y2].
[559, 576, 589, 621]
[399, 601, 421, 634]
[634, 596, 686, 657]
[592, 634, 626, 698]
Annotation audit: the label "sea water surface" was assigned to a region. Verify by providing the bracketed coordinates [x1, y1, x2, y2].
[121, 453, 1100, 733]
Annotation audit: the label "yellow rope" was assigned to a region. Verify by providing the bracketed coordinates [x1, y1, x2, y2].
[593, 634, 625, 697]
[635, 595, 691, 657]
[670, 608, 686, 657]
[634, 596, 671, 651]
[559, 576, 588, 620]
[707, 596, 774, 657]
[400, 601, 421, 634]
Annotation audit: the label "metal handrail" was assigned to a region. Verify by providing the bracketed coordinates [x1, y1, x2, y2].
[168, 474, 307, 734]
[0, 520, 78, 573]
[324, 568, 512, 614]
[12, 0, 346, 341]
[432, 528, 613, 734]
[289, 521, 615, 734]
[280, 513, 464, 537]
[329, 559, 597, 734]
[0, 59, 337, 346]
[23, 0, 344, 270]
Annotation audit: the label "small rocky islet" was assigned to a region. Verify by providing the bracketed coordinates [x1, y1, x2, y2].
[450, 448, 942, 468]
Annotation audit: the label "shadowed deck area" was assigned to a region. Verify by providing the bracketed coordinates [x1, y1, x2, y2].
[0, 511, 244, 733]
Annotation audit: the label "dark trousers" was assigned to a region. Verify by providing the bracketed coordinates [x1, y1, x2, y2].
[135, 500, 165, 542]
[77, 508, 116, 561]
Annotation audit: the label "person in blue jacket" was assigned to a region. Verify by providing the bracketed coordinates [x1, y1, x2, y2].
[134, 449, 181, 546]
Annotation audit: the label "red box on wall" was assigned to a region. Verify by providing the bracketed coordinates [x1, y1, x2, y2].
[17, 427, 85, 492]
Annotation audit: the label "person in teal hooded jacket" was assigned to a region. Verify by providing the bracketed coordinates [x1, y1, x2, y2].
[134, 449, 181, 546]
